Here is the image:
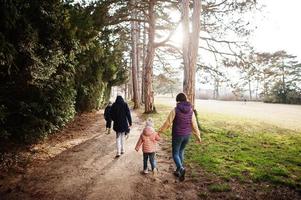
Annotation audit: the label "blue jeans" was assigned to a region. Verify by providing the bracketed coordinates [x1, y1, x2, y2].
[172, 135, 190, 171]
[143, 152, 156, 171]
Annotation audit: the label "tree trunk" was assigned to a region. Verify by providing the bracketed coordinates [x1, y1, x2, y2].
[248, 79, 252, 100]
[124, 83, 128, 100]
[281, 63, 286, 103]
[128, 79, 132, 100]
[214, 77, 219, 99]
[255, 79, 259, 101]
[137, 21, 141, 104]
[182, 0, 190, 99]
[263, 74, 266, 96]
[144, 0, 156, 113]
[182, 0, 202, 107]
[131, 0, 140, 109]
[141, 21, 146, 104]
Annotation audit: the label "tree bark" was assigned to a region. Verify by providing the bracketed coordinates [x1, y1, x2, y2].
[141, 21, 146, 104]
[255, 79, 259, 101]
[214, 77, 219, 99]
[124, 83, 128, 100]
[137, 21, 141, 104]
[131, 0, 140, 109]
[248, 78, 252, 100]
[182, 0, 202, 107]
[182, 0, 190, 99]
[144, 0, 156, 113]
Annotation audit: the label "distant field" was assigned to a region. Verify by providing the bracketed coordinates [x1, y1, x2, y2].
[155, 97, 301, 131]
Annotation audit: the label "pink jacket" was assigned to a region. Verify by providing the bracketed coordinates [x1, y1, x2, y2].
[135, 127, 160, 153]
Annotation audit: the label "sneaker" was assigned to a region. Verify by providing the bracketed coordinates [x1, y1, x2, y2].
[115, 154, 120, 158]
[179, 168, 186, 182]
[143, 170, 149, 174]
[121, 151, 125, 154]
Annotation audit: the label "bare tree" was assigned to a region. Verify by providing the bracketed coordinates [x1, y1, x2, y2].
[137, 21, 141, 104]
[130, 0, 140, 109]
[144, 0, 156, 113]
[182, 0, 202, 107]
[141, 21, 147, 104]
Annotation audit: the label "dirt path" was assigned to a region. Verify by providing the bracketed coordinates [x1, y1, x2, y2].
[0, 111, 199, 200]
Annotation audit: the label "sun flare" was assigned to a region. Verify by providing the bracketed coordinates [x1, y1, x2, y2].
[170, 24, 183, 48]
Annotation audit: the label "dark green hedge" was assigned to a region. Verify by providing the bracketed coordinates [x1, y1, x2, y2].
[0, 0, 128, 143]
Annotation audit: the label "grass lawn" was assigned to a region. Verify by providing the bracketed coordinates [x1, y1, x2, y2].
[146, 104, 301, 190]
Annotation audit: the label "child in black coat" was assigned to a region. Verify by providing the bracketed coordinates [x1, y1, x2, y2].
[104, 101, 112, 134]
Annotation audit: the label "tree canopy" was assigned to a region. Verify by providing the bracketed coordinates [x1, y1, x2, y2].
[0, 0, 128, 142]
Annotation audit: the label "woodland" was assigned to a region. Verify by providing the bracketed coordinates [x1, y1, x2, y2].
[1, 0, 300, 144]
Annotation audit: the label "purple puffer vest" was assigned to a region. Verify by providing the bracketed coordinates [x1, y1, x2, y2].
[172, 101, 193, 137]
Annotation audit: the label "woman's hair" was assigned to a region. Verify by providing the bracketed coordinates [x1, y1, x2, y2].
[176, 93, 187, 102]
[145, 118, 154, 127]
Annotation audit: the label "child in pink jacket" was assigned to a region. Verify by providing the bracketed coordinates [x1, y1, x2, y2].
[135, 118, 160, 174]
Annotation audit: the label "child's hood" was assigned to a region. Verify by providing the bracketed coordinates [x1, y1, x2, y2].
[142, 126, 155, 136]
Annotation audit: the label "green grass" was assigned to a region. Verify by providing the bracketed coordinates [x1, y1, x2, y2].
[208, 183, 232, 192]
[147, 104, 301, 190]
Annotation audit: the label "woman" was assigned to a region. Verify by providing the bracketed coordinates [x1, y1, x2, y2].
[110, 95, 132, 158]
[158, 93, 201, 181]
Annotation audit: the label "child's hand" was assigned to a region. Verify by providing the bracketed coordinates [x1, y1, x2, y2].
[135, 148, 139, 152]
[196, 137, 202, 144]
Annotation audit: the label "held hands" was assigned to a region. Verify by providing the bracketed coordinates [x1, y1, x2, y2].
[196, 137, 202, 144]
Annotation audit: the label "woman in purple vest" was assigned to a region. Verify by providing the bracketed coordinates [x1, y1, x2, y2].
[158, 93, 201, 181]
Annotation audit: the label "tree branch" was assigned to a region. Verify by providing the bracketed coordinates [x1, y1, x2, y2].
[154, 20, 181, 48]
[199, 46, 237, 57]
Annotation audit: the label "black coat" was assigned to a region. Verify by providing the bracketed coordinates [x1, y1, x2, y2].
[104, 105, 112, 121]
[104, 104, 112, 128]
[110, 96, 132, 133]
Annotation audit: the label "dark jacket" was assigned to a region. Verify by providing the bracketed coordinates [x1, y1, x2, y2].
[110, 96, 132, 133]
[172, 101, 193, 137]
[104, 105, 112, 121]
[104, 104, 112, 128]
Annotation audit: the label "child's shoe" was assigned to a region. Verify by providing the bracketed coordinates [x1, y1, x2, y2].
[179, 168, 186, 182]
[143, 169, 149, 174]
[152, 168, 158, 176]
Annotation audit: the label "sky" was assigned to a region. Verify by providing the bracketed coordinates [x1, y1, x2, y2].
[250, 0, 301, 61]
[169, 0, 301, 65]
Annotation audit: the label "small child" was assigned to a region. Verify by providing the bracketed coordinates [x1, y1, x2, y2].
[135, 118, 160, 174]
[104, 101, 112, 134]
